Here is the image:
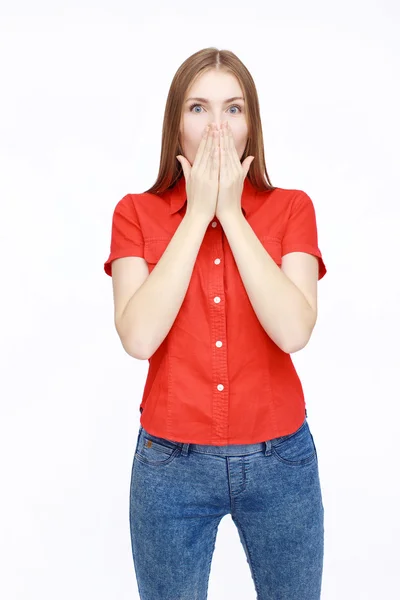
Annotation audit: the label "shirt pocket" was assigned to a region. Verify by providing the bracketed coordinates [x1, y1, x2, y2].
[143, 238, 170, 271]
[260, 235, 282, 266]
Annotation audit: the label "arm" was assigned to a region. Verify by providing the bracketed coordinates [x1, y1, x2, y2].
[117, 211, 209, 360]
[219, 209, 318, 354]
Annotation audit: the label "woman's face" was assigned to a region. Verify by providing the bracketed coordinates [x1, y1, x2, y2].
[179, 69, 248, 166]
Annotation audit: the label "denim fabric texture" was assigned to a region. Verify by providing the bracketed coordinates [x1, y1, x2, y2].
[129, 415, 324, 600]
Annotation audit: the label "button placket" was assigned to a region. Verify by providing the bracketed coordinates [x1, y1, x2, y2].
[209, 224, 229, 441]
[214, 248, 223, 352]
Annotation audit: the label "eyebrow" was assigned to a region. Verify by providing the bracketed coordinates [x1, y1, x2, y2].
[185, 96, 245, 104]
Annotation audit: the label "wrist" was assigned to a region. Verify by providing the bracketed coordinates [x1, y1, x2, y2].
[184, 208, 213, 229]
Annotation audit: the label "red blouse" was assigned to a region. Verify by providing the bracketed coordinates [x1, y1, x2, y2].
[104, 175, 327, 445]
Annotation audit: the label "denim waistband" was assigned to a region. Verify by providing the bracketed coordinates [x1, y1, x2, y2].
[175, 439, 272, 457]
[139, 414, 308, 458]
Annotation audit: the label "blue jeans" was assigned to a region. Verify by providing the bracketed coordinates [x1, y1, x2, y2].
[129, 416, 324, 599]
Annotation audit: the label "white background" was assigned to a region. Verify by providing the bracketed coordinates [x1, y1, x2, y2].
[1, 1, 399, 598]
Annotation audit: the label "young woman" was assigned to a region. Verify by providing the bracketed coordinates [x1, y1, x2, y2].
[104, 47, 327, 600]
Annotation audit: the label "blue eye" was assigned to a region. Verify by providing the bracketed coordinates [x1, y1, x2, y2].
[189, 103, 242, 114]
[189, 104, 202, 113]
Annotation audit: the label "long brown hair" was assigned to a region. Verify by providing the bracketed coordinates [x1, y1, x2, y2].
[144, 47, 277, 196]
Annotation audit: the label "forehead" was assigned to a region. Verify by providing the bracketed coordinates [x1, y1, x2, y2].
[185, 70, 244, 102]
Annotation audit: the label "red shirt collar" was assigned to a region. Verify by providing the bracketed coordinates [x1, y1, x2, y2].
[167, 175, 259, 218]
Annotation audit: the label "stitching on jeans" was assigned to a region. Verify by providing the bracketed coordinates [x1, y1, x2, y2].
[203, 519, 221, 600]
[231, 515, 262, 598]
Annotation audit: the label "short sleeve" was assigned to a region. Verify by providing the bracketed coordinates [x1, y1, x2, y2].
[281, 191, 327, 280]
[103, 194, 145, 276]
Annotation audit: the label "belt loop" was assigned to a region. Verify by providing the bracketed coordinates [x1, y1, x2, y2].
[264, 439, 272, 456]
[181, 442, 190, 456]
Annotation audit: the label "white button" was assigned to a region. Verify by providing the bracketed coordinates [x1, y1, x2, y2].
[217, 384, 224, 391]
[214, 258, 221, 265]
[216, 341, 222, 347]
[214, 297, 221, 303]
[211, 221, 217, 228]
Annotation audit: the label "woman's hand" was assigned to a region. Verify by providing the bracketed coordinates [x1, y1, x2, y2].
[215, 121, 254, 221]
[176, 123, 220, 223]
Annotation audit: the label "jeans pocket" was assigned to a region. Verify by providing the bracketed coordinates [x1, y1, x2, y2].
[271, 419, 317, 466]
[135, 429, 181, 466]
